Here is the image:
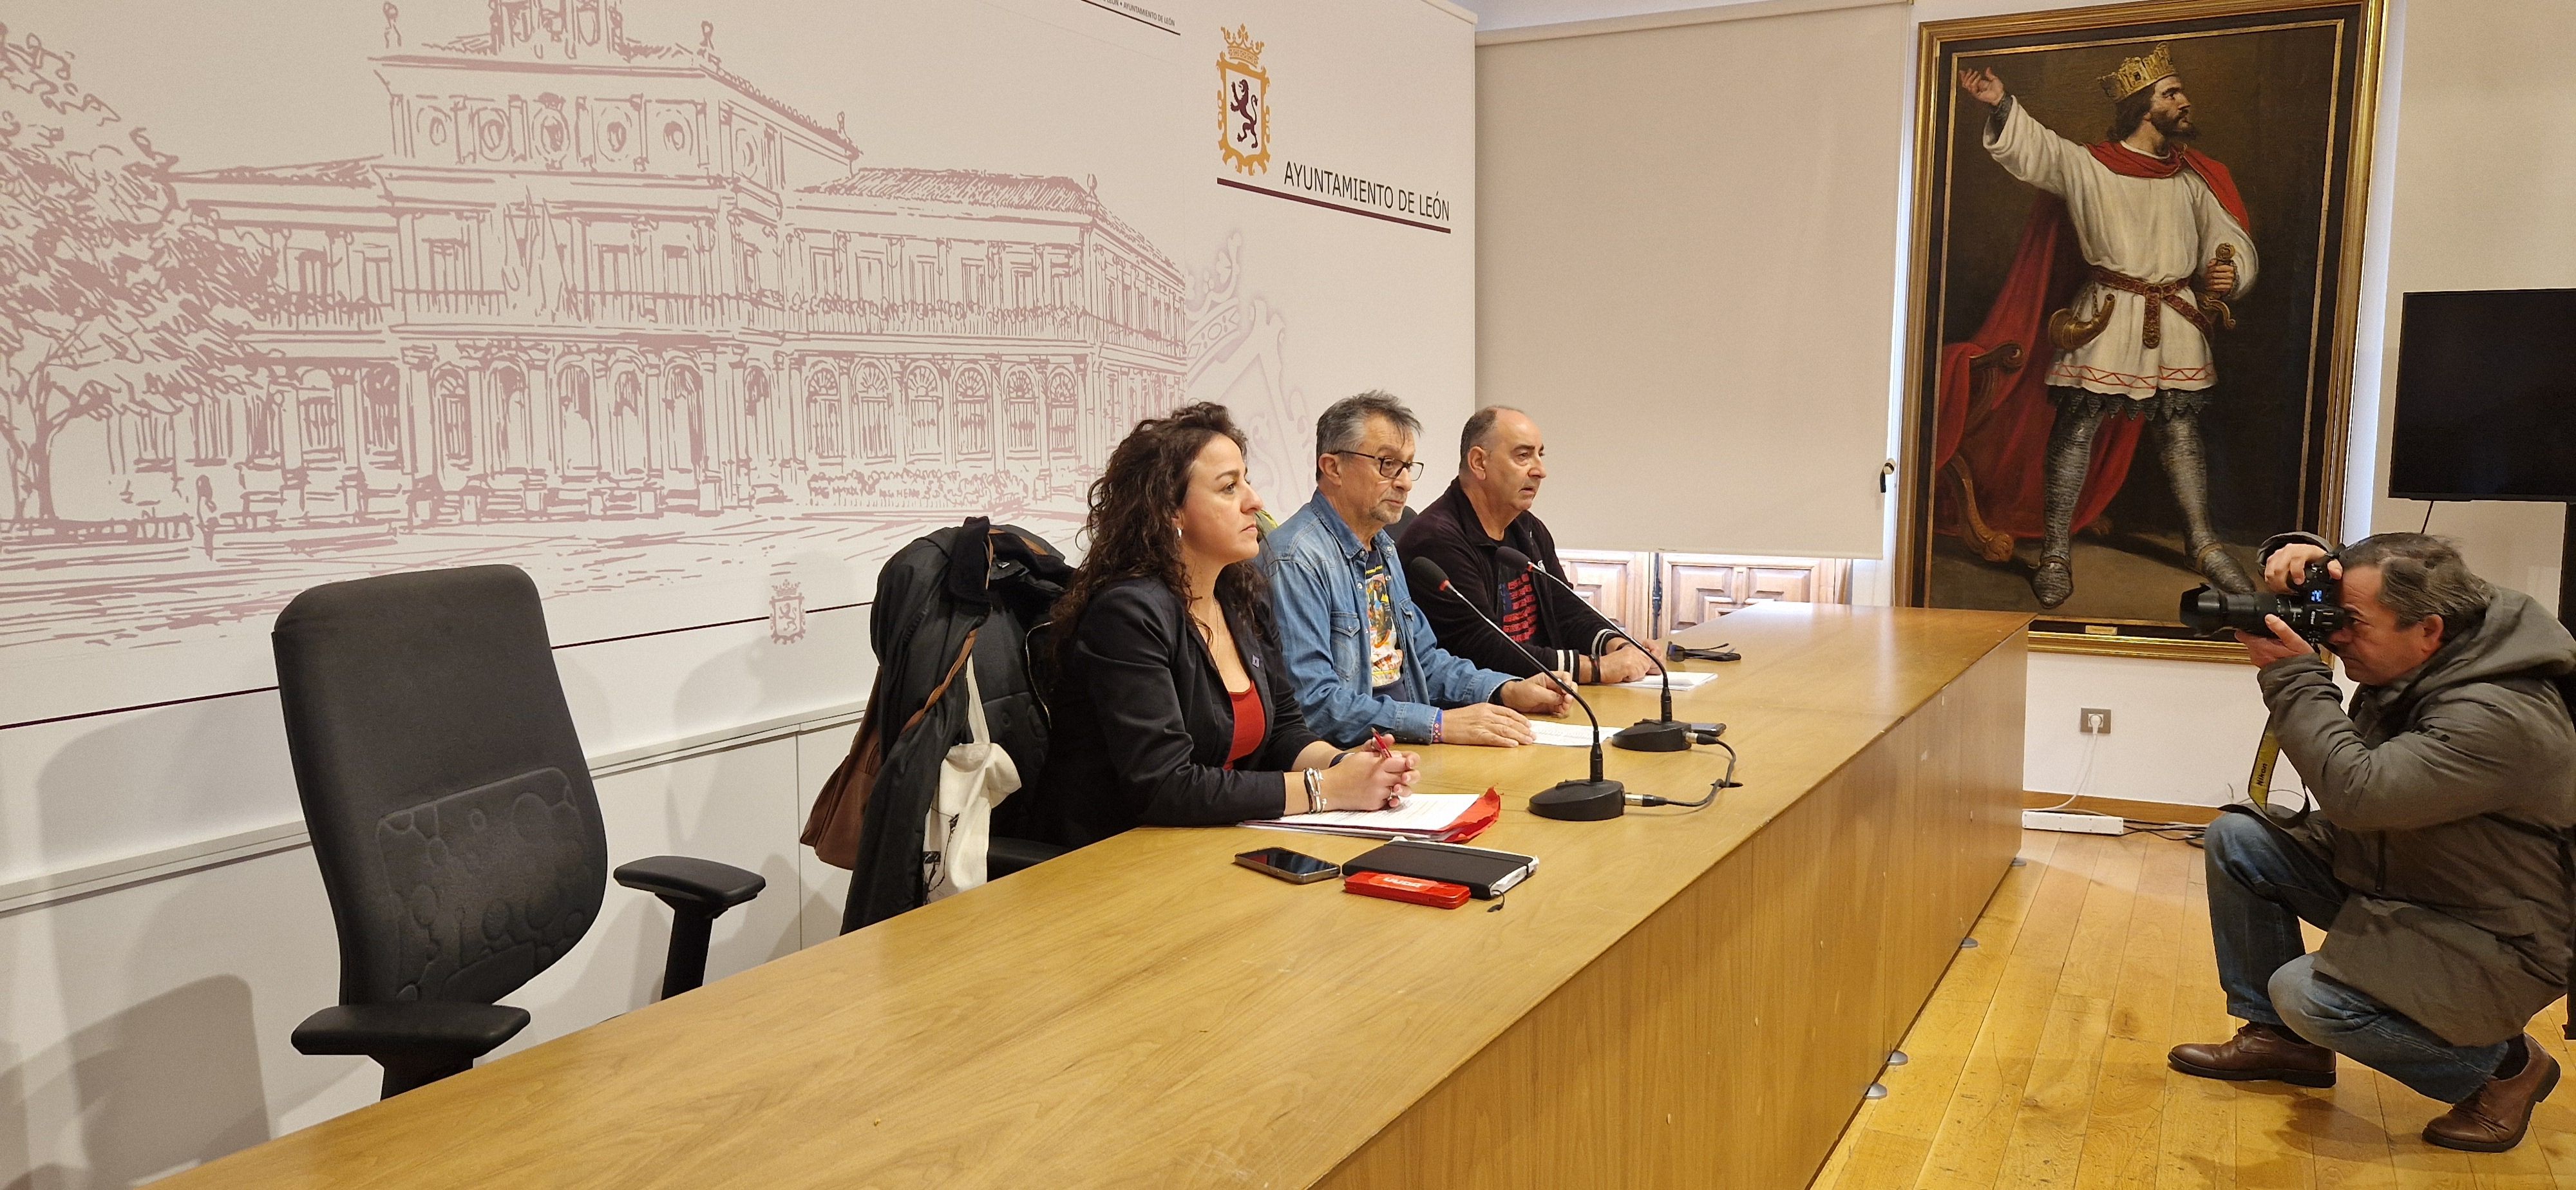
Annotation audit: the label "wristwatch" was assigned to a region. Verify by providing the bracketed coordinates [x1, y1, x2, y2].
[1303, 768, 1327, 814]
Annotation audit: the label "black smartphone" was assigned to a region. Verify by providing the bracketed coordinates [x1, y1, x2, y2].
[1234, 847, 1340, 884]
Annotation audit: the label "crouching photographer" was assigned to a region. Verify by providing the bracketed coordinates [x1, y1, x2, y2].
[2167, 532, 2576, 1151]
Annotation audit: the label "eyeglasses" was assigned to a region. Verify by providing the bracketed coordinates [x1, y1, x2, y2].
[1330, 450, 1425, 481]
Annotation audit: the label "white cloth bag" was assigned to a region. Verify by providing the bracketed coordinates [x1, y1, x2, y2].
[922, 663, 1020, 902]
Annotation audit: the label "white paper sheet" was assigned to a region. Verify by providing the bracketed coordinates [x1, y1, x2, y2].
[1527, 719, 1607, 748]
[1242, 793, 1484, 836]
[1609, 670, 1718, 692]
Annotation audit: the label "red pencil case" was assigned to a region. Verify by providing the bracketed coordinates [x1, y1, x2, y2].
[1344, 871, 1472, 909]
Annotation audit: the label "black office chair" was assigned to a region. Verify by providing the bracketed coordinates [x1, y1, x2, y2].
[272, 564, 767, 1097]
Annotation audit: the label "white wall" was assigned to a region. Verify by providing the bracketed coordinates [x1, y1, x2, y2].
[1457, 0, 1870, 34]
[0, 1, 1477, 1182]
[1475, 1, 1911, 558]
[2362, 0, 2576, 605]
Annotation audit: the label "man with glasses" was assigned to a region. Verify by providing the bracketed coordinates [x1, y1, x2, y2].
[1262, 392, 1571, 747]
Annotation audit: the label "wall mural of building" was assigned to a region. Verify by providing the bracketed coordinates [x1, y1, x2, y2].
[169, 1, 1184, 527]
[1, 0, 1211, 659]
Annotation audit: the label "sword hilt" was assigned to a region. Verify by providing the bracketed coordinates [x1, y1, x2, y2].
[2201, 243, 2239, 331]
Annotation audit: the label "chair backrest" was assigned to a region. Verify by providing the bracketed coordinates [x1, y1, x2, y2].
[272, 564, 607, 1008]
[838, 519, 1068, 929]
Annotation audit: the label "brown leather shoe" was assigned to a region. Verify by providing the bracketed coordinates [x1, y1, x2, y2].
[2424, 1035, 2561, 1153]
[2168, 1022, 2336, 1088]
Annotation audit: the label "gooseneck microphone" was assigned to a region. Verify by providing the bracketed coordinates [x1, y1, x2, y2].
[1493, 546, 1692, 753]
[1404, 554, 1625, 821]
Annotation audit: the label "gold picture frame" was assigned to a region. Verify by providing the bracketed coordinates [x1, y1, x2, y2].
[1896, 0, 2387, 661]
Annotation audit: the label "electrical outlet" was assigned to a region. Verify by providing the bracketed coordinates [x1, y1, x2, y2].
[2079, 708, 2112, 735]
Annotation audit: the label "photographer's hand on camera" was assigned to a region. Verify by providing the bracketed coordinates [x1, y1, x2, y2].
[2179, 532, 2350, 648]
[2262, 542, 2344, 595]
[2233, 614, 2316, 668]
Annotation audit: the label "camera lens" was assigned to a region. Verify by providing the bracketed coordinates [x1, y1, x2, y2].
[2178, 586, 2235, 634]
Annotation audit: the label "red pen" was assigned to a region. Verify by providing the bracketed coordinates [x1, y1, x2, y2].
[1368, 728, 1408, 810]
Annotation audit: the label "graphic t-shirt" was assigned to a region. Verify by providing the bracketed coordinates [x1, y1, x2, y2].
[1498, 571, 1539, 643]
[1359, 551, 1405, 691]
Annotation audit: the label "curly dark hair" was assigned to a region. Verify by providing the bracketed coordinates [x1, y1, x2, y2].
[1052, 402, 1267, 657]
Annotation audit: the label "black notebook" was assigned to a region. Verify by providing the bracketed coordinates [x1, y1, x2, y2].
[1338, 840, 1539, 900]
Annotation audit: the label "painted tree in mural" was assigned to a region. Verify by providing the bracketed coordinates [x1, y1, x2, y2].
[0, 24, 264, 522]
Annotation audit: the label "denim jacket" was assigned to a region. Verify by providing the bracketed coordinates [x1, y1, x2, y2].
[1258, 489, 1515, 744]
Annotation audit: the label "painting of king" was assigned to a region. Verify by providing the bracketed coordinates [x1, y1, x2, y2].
[1950, 43, 2255, 608]
[1904, 2, 2380, 654]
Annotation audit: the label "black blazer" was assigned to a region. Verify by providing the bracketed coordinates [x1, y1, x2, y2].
[1006, 576, 1323, 850]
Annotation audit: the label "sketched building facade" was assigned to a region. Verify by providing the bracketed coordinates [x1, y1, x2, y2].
[130, 0, 1184, 530]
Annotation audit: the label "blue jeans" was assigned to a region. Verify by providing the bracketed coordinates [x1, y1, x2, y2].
[2205, 809, 2512, 1104]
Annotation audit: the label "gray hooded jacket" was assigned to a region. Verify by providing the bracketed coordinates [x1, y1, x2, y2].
[2255, 545, 2576, 1046]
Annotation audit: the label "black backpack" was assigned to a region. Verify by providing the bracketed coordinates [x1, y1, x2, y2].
[801, 518, 1070, 931]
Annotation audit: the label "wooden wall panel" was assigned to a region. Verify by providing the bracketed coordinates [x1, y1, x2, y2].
[1552, 551, 1856, 638]
[1557, 549, 1650, 631]
[1658, 554, 1853, 636]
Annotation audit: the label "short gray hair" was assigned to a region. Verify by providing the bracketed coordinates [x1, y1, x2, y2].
[1459, 405, 1522, 471]
[1315, 390, 1421, 466]
[2342, 533, 2491, 642]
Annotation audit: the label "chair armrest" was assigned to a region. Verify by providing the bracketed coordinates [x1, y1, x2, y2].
[291, 1002, 529, 1061]
[614, 855, 766, 914]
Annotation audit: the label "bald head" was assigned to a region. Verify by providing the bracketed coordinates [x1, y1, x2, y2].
[1459, 406, 1530, 466]
[1459, 406, 1547, 525]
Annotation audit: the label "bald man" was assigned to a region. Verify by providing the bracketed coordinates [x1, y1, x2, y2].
[1396, 406, 1660, 685]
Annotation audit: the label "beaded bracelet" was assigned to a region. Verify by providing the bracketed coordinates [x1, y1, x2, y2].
[1430, 709, 1444, 745]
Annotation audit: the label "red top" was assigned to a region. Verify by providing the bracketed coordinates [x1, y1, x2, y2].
[1224, 685, 1265, 769]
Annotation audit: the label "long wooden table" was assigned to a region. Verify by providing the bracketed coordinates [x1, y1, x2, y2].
[159, 602, 2029, 1189]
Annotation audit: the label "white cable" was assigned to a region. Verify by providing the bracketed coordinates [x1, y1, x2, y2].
[2031, 732, 2098, 813]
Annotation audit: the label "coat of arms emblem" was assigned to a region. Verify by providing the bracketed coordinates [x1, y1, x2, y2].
[1218, 25, 1270, 175]
[770, 579, 807, 645]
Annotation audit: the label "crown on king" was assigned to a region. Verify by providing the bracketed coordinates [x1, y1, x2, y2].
[1223, 24, 1265, 70]
[2098, 42, 2177, 101]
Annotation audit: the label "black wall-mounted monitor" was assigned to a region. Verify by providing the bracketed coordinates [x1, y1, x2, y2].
[2388, 287, 2576, 502]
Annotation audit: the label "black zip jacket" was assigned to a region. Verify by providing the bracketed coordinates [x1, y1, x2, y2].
[1395, 478, 1622, 678]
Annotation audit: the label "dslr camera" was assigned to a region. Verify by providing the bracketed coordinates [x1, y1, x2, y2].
[2179, 558, 2348, 644]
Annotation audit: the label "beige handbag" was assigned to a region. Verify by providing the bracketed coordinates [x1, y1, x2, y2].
[922, 661, 1021, 902]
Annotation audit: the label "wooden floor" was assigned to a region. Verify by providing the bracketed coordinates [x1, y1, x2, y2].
[1812, 829, 2576, 1189]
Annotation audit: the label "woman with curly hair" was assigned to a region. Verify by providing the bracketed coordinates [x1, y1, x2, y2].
[1002, 402, 1418, 850]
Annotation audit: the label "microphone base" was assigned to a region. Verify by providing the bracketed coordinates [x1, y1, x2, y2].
[1531, 779, 1627, 821]
[1611, 719, 1693, 753]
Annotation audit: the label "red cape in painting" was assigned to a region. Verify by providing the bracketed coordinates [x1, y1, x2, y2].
[1931, 142, 2249, 555]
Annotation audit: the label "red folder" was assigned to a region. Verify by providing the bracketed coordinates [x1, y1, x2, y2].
[1434, 788, 1502, 843]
